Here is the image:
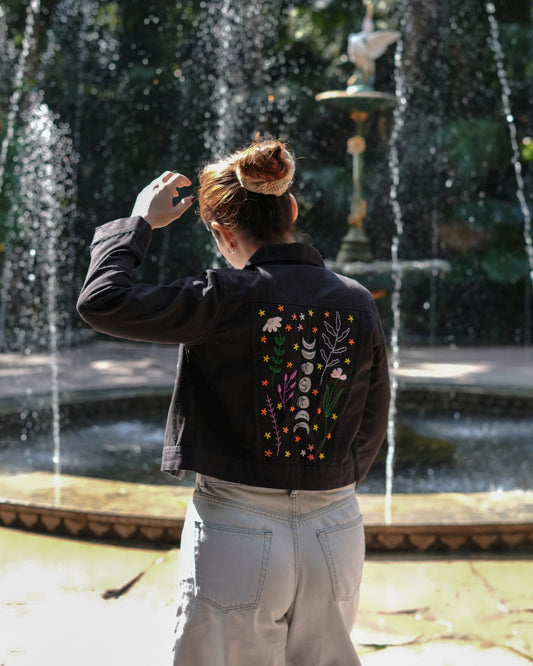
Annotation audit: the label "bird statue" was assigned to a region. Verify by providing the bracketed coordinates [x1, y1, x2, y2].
[347, 3, 400, 89]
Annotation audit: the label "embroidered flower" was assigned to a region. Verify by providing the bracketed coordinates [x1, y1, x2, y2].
[263, 316, 282, 333]
[331, 368, 347, 381]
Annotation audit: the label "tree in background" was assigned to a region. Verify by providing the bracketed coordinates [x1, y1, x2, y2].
[0, 0, 531, 347]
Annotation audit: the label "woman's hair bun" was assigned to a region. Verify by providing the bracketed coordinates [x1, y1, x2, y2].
[234, 139, 295, 196]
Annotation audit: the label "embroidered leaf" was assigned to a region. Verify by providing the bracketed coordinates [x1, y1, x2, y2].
[320, 311, 352, 384]
[270, 334, 287, 385]
[278, 369, 297, 409]
[265, 394, 283, 456]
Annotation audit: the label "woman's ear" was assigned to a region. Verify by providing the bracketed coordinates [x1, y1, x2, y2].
[211, 221, 235, 251]
[289, 194, 298, 223]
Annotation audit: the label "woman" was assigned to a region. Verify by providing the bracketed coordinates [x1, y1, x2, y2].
[77, 138, 390, 665]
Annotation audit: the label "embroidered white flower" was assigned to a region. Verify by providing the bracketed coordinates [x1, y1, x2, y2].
[262, 316, 283, 333]
[331, 367, 347, 381]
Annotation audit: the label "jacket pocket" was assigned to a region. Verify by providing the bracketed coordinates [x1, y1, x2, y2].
[317, 515, 365, 601]
[194, 521, 272, 611]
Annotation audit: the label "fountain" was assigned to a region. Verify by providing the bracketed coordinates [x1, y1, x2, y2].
[0, 0, 532, 551]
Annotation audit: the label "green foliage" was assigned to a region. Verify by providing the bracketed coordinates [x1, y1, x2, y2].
[435, 119, 511, 186]
[1, 0, 532, 347]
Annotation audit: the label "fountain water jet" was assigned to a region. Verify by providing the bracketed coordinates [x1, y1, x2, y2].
[384, 31, 408, 525]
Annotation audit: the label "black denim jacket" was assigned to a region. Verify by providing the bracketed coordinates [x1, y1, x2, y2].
[77, 217, 390, 490]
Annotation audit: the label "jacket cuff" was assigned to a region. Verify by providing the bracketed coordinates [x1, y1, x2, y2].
[90, 216, 152, 247]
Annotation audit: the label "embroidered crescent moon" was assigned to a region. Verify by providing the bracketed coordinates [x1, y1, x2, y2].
[301, 348, 316, 360]
[293, 421, 310, 433]
[294, 410, 310, 421]
[302, 338, 316, 350]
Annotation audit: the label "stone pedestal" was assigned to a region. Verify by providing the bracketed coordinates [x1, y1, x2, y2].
[315, 88, 397, 264]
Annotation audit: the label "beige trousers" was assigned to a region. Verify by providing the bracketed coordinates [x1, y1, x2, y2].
[172, 474, 364, 666]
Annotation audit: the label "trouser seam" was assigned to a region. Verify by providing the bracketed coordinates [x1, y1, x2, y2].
[194, 489, 357, 524]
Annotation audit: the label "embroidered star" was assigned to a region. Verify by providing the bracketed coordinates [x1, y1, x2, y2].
[263, 355, 270, 362]
[261, 380, 269, 386]
[265, 449, 273, 457]
[312, 326, 318, 334]
[293, 343, 299, 350]
[326, 433, 332, 439]
[283, 427, 289, 434]
[307, 444, 314, 450]
[317, 407, 322, 414]
[277, 403, 283, 410]
[291, 313, 297, 320]
[345, 358, 351, 365]
[290, 406, 295, 412]
[349, 338, 355, 345]
[261, 336, 267, 343]
[264, 432, 272, 439]
[286, 361, 293, 368]
[297, 324, 303, 331]
[312, 388, 319, 396]
[308, 309, 314, 316]
[300, 449, 307, 456]
[348, 315, 354, 322]
[261, 408, 267, 416]
[285, 324, 292, 331]
[332, 413, 338, 420]
[278, 304, 284, 312]
[313, 424, 319, 431]
[294, 435, 301, 442]
[259, 309, 265, 316]
[316, 363, 323, 370]
[319, 453, 325, 460]
[308, 454, 315, 461]
[284, 450, 291, 458]
[324, 311, 330, 317]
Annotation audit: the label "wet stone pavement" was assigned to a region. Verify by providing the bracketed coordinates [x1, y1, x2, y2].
[1, 528, 532, 665]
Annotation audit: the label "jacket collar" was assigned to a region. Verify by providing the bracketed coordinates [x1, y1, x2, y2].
[245, 242, 325, 269]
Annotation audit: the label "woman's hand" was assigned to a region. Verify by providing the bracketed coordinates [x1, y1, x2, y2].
[131, 171, 195, 229]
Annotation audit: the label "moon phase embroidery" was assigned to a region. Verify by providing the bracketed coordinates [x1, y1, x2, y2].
[293, 337, 315, 434]
[301, 337, 317, 360]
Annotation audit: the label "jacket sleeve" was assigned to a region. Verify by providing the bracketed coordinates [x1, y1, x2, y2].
[76, 216, 223, 344]
[354, 314, 391, 481]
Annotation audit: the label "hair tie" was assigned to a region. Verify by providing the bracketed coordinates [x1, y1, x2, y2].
[235, 149, 295, 197]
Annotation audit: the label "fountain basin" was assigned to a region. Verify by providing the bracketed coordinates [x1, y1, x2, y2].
[316, 89, 398, 114]
[1, 471, 532, 552]
[1, 341, 532, 551]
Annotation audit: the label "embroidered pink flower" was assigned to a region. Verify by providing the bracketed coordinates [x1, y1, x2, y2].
[331, 368, 347, 381]
[262, 316, 282, 333]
